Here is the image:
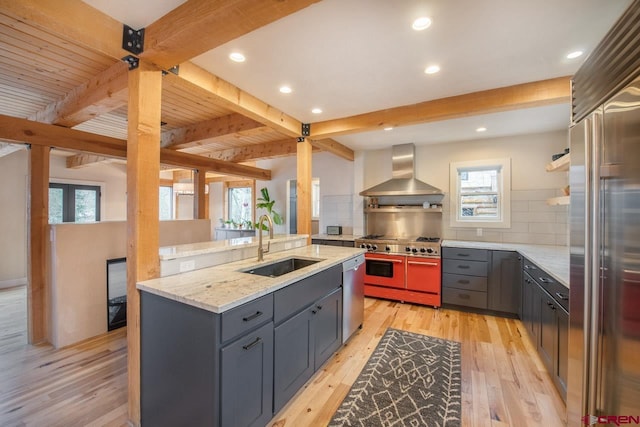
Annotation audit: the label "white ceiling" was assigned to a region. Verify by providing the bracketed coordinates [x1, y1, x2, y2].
[83, 0, 631, 150]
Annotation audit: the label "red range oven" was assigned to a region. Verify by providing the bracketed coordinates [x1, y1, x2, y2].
[364, 253, 406, 289]
[356, 236, 442, 308]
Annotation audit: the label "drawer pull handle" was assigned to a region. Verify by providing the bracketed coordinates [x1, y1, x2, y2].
[556, 292, 569, 301]
[458, 265, 470, 269]
[458, 279, 470, 284]
[242, 311, 263, 322]
[539, 277, 554, 284]
[316, 305, 323, 311]
[546, 301, 556, 310]
[459, 293, 470, 299]
[457, 253, 470, 257]
[408, 261, 439, 266]
[524, 265, 537, 270]
[242, 337, 262, 351]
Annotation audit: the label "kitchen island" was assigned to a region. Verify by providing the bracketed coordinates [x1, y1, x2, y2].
[137, 244, 365, 427]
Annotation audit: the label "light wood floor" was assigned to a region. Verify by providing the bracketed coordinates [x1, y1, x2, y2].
[0, 287, 565, 426]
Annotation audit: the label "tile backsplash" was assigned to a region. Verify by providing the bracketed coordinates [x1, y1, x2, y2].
[442, 188, 568, 246]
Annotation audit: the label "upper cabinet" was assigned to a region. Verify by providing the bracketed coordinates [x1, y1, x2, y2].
[546, 153, 570, 206]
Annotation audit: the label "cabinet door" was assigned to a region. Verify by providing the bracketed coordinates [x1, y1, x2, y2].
[273, 308, 313, 413]
[537, 285, 556, 373]
[522, 272, 539, 342]
[488, 251, 521, 314]
[556, 307, 569, 400]
[406, 258, 441, 294]
[313, 288, 343, 370]
[221, 322, 274, 427]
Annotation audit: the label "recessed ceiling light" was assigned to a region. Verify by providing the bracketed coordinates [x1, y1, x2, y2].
[279, 86, 292, 94]
[476, 127, 487, 132]
[424, 65, 440, 74]
[566, 50, 584, 59]
[311, 108, 323, 114]
[412, 17, 432, 31]
[384, 127, 393, 131]
[229, 52, 245, 62]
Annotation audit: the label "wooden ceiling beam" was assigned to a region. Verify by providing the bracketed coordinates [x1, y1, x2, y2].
[207, 139, 299, 162]
[30, 62, 128, 127]
[0, 114, 271, 180]
[161, 113, 265, 149]
[66, 153, 110, 169]
[30, 61, 129, 127]
[310, 76, 572, 138]
[309, 138, 354, 161]
[141, 0, 321, 69]
[167, 63, 302, 138]
[0, 0, 129, 60]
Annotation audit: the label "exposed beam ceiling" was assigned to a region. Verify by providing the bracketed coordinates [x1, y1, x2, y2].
[161, 113, 265, 149]
[141, 0, 322, 69]
[0, 141, 25, 158]
[66, 154, 111, 169]
[29, 61, 129, 126]
[0, 114, 271, 180]
[310, 76, 572, 139]
[207, 139, 308, 162]
[166, 64, 302, 137]
[309, 138, 354, 161]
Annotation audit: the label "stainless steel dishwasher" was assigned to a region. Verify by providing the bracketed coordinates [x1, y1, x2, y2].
[342, 254, 365, 343]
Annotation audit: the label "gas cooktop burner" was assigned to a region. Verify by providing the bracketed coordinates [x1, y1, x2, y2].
[416, 237, 440, 242]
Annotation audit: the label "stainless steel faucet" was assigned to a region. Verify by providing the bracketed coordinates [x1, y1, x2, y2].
[257, 214, 274, 261]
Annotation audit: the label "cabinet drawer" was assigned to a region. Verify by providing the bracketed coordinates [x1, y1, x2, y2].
[221, 294, 274, 343]
[442, 247, 489, 262]
[443, 259, 488, 277]
[442, 288, 488, 309]
[442, 273, 488, 292]
[274, 264, 342, 324]
[523, 259, 569, 312]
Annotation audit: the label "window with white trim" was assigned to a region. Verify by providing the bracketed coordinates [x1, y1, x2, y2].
[449, 159, 511, 228]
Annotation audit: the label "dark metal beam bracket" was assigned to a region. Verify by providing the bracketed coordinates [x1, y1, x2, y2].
[122, 25, 145, 55]
[122, 55, 139, 70]
[301, 123, 311, 137]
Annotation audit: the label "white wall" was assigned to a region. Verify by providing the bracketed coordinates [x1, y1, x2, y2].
[359, 130, 570, 245]
[0, 149, 27, 286]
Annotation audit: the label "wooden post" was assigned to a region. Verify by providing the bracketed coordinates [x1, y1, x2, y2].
[194, 169, 207, 219]
[27, 144, 49, 344]
[296, 138, 312, 244]
[126, 60, 162, 426]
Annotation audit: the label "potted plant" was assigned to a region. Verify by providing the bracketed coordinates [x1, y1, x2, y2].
[256, 187, 283, 230]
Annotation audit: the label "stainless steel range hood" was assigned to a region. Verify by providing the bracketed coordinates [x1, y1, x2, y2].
[359, 143, 443, 196]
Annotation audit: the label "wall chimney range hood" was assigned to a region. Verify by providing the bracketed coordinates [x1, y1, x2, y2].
[359, 143, 443, 196]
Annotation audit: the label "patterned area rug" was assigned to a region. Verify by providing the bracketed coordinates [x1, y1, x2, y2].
[330, 328, 461, 427]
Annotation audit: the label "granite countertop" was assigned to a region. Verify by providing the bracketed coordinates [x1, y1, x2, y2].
[311, 234, 360, 241]
[158, 234, 308, 261]
[442, 240, 569, 288]
[139, 244, 365, 313]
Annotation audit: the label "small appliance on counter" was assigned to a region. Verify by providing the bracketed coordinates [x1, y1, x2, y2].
[326, 225, 343, 235]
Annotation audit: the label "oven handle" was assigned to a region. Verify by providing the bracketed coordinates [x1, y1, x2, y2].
[366, 257, 404, 263]
[407, 260, 439, 266]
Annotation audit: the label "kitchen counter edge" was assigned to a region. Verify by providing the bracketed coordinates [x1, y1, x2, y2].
[138, 245, 366, 314]
[442, 240, 569, 288]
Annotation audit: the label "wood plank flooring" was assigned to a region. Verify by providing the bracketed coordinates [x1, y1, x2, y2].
[0, 287, 566, 426]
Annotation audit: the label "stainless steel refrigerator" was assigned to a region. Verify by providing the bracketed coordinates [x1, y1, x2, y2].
[568, 74, 640, 424]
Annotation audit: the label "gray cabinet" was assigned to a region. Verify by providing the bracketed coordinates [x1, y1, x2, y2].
[521, 257, 569, 401]
[442, 247, 489, 309]
[312, 238, 355, 248]
[488, 251, 521, 314]
[221, 321, 273, 427]
[273, 265, 343, 413]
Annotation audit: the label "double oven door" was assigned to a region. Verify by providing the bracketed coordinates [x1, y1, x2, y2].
[364, 253, 406, 288]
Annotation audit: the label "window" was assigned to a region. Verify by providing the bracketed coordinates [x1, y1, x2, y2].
[312, 179, 320, 219]
[159, 186, 173, 220]
[226, 180, 255, 226]
[48, 183, 101, 223]
[449, 159, 511, 228]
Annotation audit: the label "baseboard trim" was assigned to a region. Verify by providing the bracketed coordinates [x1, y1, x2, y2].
[0, 277, 27, 289]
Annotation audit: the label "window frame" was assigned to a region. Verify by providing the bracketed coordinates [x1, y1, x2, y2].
[49, 182, 102, 223]
[224, 180, 256, 226]
[449, 158, 511, 229]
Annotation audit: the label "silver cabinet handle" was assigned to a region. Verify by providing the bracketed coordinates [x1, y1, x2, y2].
[407, 261, 439, 266]
[367, 257, 403, 263]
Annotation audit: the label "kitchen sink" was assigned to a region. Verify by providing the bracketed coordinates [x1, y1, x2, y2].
[241, 257, 322, 278]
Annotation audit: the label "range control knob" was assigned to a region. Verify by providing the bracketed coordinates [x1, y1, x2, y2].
[360, 243, 366, 249]
[366, 244, 372, 250]
[411, 248, 418, 254]
[405, 247, 411, 252]
[426, 248, 434, 254]
[385, 246, 391, 252]
[372, 245, 378, 251]
[420, 248, 426, 253]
